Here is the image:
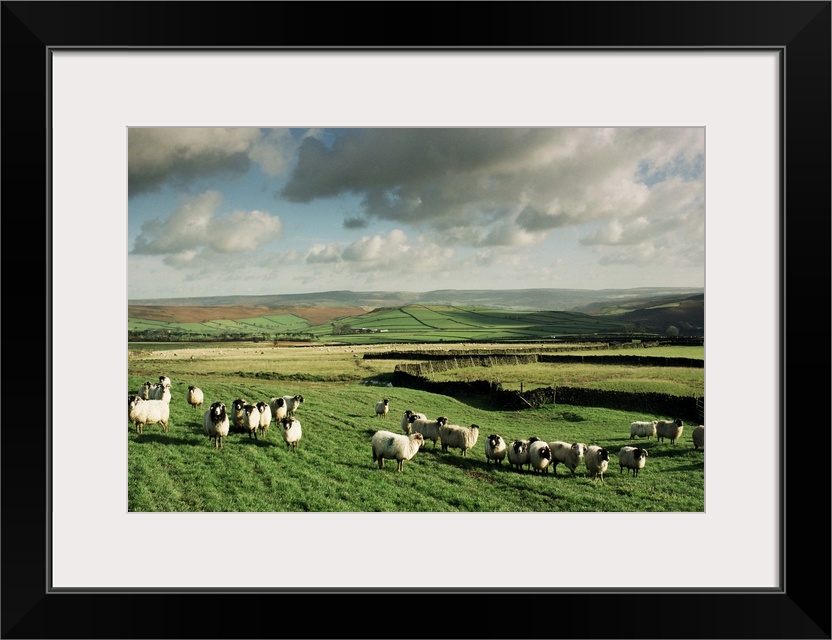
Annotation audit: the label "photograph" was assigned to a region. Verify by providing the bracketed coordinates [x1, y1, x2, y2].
[127, 126, 707, 513]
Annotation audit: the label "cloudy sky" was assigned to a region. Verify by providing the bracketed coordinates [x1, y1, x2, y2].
[128, 127, 704, 300]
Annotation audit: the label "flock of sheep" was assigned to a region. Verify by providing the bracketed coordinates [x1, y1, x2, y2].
[371, 400, 704, 479]
[127, 374, 305, 452]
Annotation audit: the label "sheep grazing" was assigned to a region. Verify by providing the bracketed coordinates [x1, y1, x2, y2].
[585, 445, 611, 482]
[158, 375, 171, 389]
[507, 437, 542, 472]
[528, 440, 552, 474]
[407, 415, 447, 448]
[401, 410, 427, 434]
[139, 381, 153, 400]
[484, 434, 507, 465]
[256, 401, 272, 437]
[269, 397, 288, 422]
[629, 420, 657, 440]
[439, 423, 480, 456]
[619, 446, 648, 477]
[656, 418, 684, 444]
[128, 395, 170, 434]
[203, 401, 230, 449]
[230, 398, 249, 433]
[187, 385, 204, 410]
[692, 425, 704, 450]
[281, 417, 302, 453]
[375, 398, 390, 418]
[243, 403, 261, 439]
[371, 430, 424, 472]
[549, 441, 588, 477]
[149, 383, 171, 403]
[283, 394, 304, 417]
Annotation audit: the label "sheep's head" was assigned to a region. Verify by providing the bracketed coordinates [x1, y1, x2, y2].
[573, 443, 587, 457]
[412, 433, 425, 447]
[469, 424, 480, 431]
[598, 448, 610, 462]
[512, 440, 527, 454]
[528, 436, 541, 444]
[675, 419, 683, 427]
[436, 417, 448, 426]
[488, 435, 501, 447]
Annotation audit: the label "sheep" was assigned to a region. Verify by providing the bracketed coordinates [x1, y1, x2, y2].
[585, 445, 611, 482]
[656, 418, 684, 444]
[692, 424, 704, 450]
[128, 395, 170, 434]
[439, 423, 479, 456]
[484, 434, 507, 465]
[281, 417, 302, 453]
[148, 383, 171, 403]
[528, 440, 552, 474]
[187, 385, 204, 410]
[407, 415, 447, 448]
[202, 401, 230, 449]
[158, 375, 171, 389]
[619, 446, 648, 477]
[269, 397, 288, 422]
[283, 394, 304, 417]
[230, 398, 249, 433]
[549, 441, 588, 477]
[256, 401, 272, 437]
[375, 398, 390, 418]
[243, 403, 261, 439]
[138, 381, 153, 400]
[401, 410, 427, 434]
[371, 430, 424, 471]
[507, 437, 542, 472]
[629, 420, 657, 440]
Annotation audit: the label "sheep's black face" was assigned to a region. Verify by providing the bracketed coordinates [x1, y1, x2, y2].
[512, 441, 526, 454]
[541, 447, 551, 460]
[599, 448, 610, 461]
[675, 419, 683, 427]
[529, 436, 540, 443]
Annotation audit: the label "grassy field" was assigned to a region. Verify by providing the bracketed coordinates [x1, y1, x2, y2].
[128, 342, 705, 512]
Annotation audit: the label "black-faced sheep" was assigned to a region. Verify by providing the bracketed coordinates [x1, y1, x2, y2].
[484, 434, 507, 465]
[281, 417, 302, 453]
[158, 375, 171, 389]
[507, 437, 542, 472]
[203, 401, 230, 449]
[371, 430, 424, 471]
[439, 423, 479, 456]
[528, 440, 552, 474]
[619, 446, 648, 477]
[139, 381, 153, 400]
[187, 385, 204, 410]
[269, 397, 287, 422]
[149, 383, 171, 403]
[549, 441, 588, 477]
[407, 415, 447, 448]
[629, 420, 657, 440]
[230, 398, 249, 433]
[375, 398, 390, 418]
[256, 401, 272, 437]
[401, 410, 427, 434]
[283, 394, 304, 418]
[128, 395, 170, 434]
[585, 445, 611, 482]
[656, 418, 684, 444]
[243, 403, 260, 439]
[692, 424, 704, 450]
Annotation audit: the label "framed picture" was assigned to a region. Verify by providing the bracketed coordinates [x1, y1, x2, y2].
[5, 2, 829, 638]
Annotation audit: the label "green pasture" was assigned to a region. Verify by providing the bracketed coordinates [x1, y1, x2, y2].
[127, 342, 705, 512]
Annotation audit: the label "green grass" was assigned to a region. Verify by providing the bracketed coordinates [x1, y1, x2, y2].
[128, 343, 704, 513]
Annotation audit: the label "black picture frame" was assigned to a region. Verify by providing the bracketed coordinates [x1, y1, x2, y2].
[2, 2, 829, 638]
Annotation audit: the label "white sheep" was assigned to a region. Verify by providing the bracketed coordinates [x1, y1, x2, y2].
[656, 418, 684, 444]
[548, 441, 588, 477]
[149, 383, 171, 403]
[283, 394, 304, 417]
[401, 410, 427, 434]
[585, 445, 611, 482]
[202, 401, 230, 449]
[507, 437, 542, 472]
[371, 430, 425, 471]
[619, 446, 648, 477]
[138, 381, 153, 400]
[230, 398, 248, 433]
[407, 415, 447, 448]
[528, 440, 552, 474]
[281, 417, 302, 453]
[269, 397, 288, 422]
[692, 424, 704, 450]
[243, 403, 261, 439]
[629, 420, 657, 440]
[187, 385, 204, 410]
[439, 423, 479, 456]
[256, 401, 272, 437]
[484, 434, 507, 465]
[375, 398, 390, 418]
[128, 395, 170, 434]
